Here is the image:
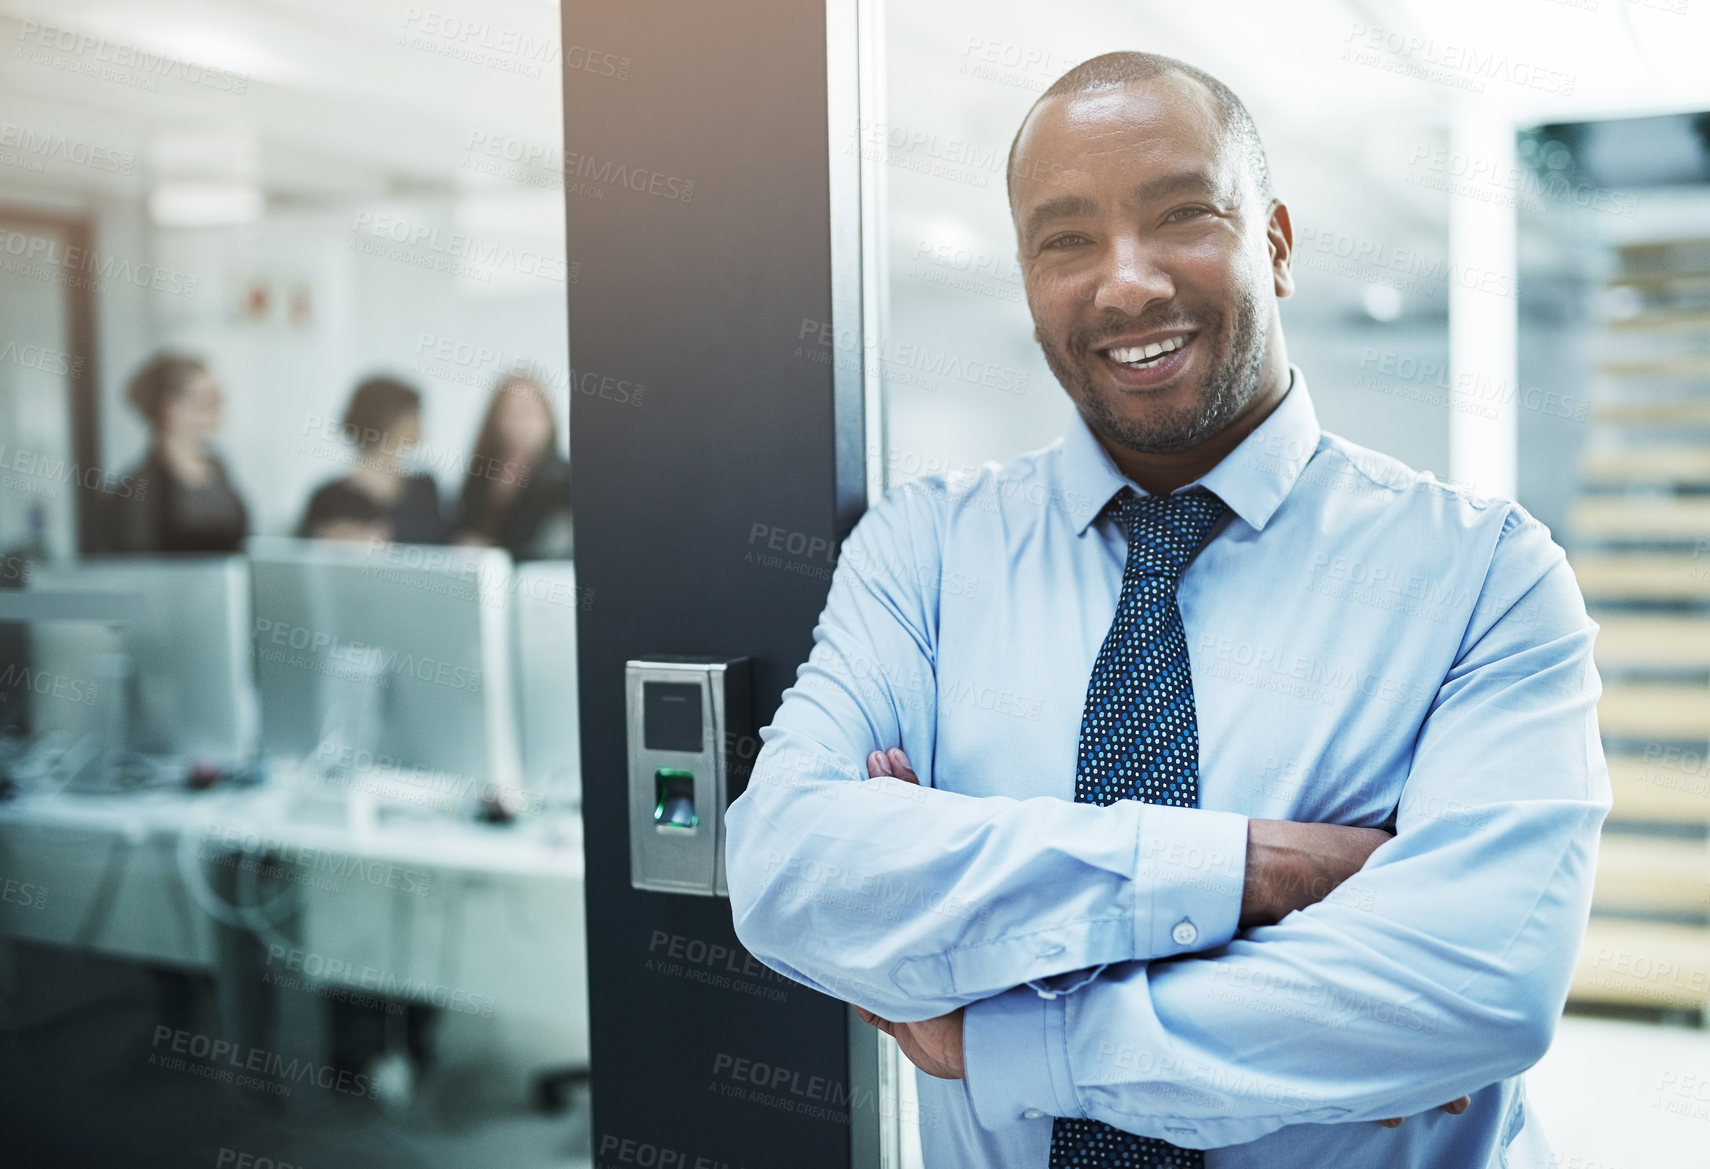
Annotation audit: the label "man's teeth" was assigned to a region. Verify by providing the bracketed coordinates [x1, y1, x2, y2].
[1107, 335, 1187, 366]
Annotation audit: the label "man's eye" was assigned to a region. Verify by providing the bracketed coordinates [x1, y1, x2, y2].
[1165, 207, 1207, 223]
[1044, 234, 1088, 249]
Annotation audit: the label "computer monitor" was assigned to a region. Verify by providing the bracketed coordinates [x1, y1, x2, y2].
[26, 557, 259, 763]
[247, 537, 523, 798]
[511, 560, 582, 806]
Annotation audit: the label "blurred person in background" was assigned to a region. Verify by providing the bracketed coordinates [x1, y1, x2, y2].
[453, 373, 572, 560]
[298, 375, 447, 544]
[102, 352, 249, 554]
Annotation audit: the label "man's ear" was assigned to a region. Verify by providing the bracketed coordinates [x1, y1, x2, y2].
[1267, 198, 1295, 300]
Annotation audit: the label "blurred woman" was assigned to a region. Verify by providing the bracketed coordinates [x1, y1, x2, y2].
[453, 374, 571, 560]
[298, 376, 447, 544]
[103, 352, 249, 553]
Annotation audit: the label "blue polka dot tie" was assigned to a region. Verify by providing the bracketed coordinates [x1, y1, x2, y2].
[1049, 486, 1227, 1169]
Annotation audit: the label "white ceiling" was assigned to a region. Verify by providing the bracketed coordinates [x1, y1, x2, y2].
[0, 0, 1706, 243]
[0, 0, 563, 212]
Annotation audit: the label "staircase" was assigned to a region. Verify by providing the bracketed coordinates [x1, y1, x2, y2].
[1568, 237, 1710, 1018]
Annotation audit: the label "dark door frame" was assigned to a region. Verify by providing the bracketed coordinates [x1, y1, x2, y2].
[0, 204, 102, 557]
[564, 1, 888, 1166]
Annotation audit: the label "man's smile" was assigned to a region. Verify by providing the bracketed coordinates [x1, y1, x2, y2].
[1096, 329, 1198, 388]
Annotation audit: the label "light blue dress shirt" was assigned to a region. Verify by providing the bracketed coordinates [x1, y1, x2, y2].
[724, 368, 1609, 1168]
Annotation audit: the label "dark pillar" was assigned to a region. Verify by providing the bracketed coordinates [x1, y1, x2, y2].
[564, 2, 874, 1165]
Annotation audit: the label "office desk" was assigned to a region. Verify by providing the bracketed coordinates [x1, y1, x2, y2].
[0, 788, 219, 968]
[0, 782, 589, 1091]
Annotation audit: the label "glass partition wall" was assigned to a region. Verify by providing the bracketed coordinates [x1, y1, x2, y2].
[869, 4, 1710, 1168]
[0, 2, 588, 1166]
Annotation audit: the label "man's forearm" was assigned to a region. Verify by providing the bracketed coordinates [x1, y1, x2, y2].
[725, 728, 1250, 1021]
[729, 741, 1403, 1024]
[1240, 818, 1393, 928]
[965, 796, 1604, 1146]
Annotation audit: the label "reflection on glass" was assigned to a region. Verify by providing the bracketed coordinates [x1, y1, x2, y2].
[0, 0, 586, 1162]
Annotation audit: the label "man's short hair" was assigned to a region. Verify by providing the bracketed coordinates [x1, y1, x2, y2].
[1007, 51, 1273, 207]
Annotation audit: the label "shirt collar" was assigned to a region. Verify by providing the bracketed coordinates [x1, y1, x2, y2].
[1060, 364, 1322, 536]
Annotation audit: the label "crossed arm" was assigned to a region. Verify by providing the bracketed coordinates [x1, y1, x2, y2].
[854, 746, 1467, 1128]
[723, 496, 1609, 1145]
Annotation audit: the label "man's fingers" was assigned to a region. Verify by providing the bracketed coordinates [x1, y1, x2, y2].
[853, 1006, 897, 1039]
[867, 748, 919, 784]
[887, 748, 920, 784]
[1379, 1096, 1468, 1129]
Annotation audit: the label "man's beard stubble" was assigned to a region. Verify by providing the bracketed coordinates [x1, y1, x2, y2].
[1037, 283, 1268, 455]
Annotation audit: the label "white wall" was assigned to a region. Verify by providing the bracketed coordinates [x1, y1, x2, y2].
[94, 197, 569, 537]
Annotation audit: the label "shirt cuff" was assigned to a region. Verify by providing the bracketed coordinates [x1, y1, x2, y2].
[1134, 804, 1247, 957]
[963, 983, 1078, 1130]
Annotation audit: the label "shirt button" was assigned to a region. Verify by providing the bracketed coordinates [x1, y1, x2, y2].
[1171, 919, 1198, 947]
[1023, 1108, 1046, 1119]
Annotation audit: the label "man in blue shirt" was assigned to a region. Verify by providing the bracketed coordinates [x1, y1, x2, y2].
[725, 50, 1607, 1168]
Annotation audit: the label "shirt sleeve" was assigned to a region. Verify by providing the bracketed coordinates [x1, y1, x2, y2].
[963, 504, 1611, 1147]
[724, 480, 1249, 1023]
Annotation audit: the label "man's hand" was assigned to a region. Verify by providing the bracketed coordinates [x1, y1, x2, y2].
[853, 1005, 965, 1079]
[867, 748, 919, 784]
[1380, 1096, 1471, 1127]
[1240, 818, 1393, 928]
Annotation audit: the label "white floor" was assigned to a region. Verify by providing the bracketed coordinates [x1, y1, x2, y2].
[1527, 1014, 1710, 1169]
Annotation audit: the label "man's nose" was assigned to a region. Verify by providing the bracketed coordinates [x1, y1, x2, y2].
[1092, 235, 1174, 317]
